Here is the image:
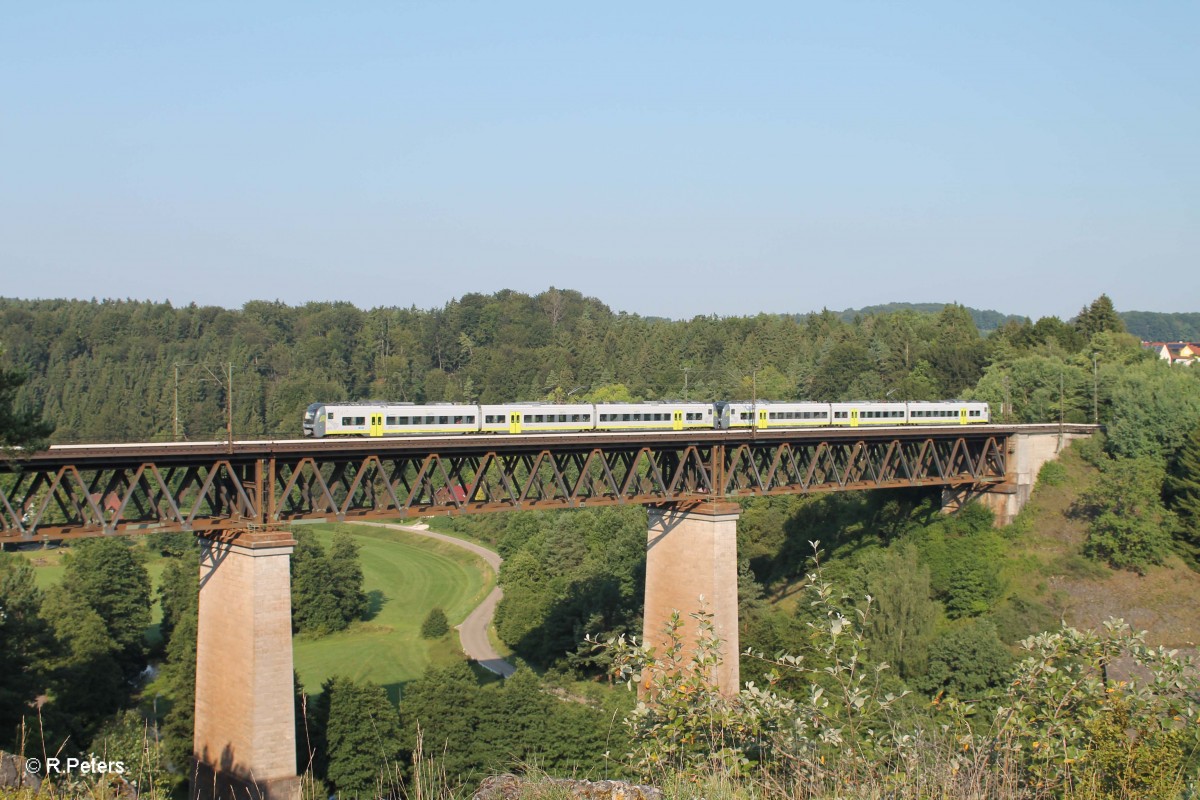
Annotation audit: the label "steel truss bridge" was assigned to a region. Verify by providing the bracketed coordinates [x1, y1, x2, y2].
[0, 424, 1074, 543]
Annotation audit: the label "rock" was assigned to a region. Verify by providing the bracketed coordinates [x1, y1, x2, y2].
[0, 751, 42, 791]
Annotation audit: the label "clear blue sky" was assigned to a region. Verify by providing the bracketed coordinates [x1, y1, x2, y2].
[2, 2, 1196, 320]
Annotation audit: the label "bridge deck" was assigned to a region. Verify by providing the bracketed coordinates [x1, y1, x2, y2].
[0, 424, 1097, 540]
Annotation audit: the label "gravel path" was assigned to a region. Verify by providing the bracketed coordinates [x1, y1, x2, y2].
[346, 520, 516, 678]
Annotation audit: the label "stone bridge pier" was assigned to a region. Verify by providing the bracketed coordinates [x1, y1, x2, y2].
[193, 530, 300, 800]
[642, 501, 741, 694]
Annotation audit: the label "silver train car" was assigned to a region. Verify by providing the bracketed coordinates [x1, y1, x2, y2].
[303, 400, 989, 438]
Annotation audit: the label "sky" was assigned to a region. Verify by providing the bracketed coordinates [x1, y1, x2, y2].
[2, 2, 1196, 321]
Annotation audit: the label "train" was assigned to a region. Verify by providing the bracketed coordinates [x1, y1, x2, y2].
[303, 400, 990, 437]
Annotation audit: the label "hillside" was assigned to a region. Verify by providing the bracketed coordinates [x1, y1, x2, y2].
[1006, 442, 1200, 650]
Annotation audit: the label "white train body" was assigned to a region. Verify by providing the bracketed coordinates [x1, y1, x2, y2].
[303, 400, 989, 438]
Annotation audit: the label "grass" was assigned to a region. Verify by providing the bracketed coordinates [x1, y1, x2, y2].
[291, 523, 495, 702]
[13, 523, 499, 703]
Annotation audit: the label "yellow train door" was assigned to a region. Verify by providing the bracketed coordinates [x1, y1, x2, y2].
[370, 413, 384, 437]
[758, 408, 769, 429]
[959, 407, 968, 424]
[673, 410, 683, 430]
[850, 409, 860, 427]
[509, 411, 522, 434]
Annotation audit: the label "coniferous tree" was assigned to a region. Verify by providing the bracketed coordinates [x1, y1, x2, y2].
[419, 607, 449, 639]
[160, 601, 197, 773]
[321, 676, 402, 799]
[328, 532, 368, 624]
[157, 552, 199, 649]
[1166, 424, 1200, 567]
[290, 533, 345, 635]
[0, 353, 54, 452]
[1074, 293, 1126, 341]
[0, 554, 51, 749]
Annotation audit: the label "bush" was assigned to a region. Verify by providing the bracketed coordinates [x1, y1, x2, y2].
[1037, 460, 1068, 488]
[1077, 457, 1174, 573]
[420, 607, 450, 639]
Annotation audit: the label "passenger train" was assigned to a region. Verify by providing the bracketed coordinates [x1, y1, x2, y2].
[303, 400, 989, 438]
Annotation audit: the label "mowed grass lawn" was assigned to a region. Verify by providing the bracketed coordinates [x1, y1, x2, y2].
[291, 523, 495, 699]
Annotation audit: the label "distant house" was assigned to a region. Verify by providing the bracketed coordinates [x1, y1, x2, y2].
[1143, 341, 1172, 361]
[1144, 341, 1199, 365]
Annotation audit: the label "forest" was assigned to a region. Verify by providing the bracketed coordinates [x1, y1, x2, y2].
[2, 290, 1200, 799]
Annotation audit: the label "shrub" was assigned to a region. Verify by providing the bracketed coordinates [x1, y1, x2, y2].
[420, 607, 450, 639]
[1037, 460, 1068, 488]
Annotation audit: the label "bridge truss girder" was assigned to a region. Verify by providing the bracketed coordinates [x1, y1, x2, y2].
[0, 433, 1008, 541]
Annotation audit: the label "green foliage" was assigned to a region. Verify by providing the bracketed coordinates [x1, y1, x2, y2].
[89, 710, 175, 798]
[320, 676, 403, 800]
[0, 351, 54, 451]
[1073, 294, 1125, 340]
[420, 607, 449, 639]
[1038, 460, 1069, 488]
[478, 507, 646, 670]
[144, 532, 197, 559]
[861, 544, 939, 679]
[156, 553, 198, 649]
[917, 619, 1012, 707]
[971, 355, 1090, 424]
[38, 583, 125, 741]
[912, 504, 1005, 618]
[1078, 457, 1174, 573]
[328, 532, 369, 623]
[156, 558, 198, 776]
[1120, 309, 1200, 341]
[1105, 361, 1200, 461]
[994, 620, 1199, 797]
[60, 538, 151, 676]
[1165, 423, 1200, 567]
[601, 550, 911, 787]
[399, 661, 616, 787]
[0, 553, 51, 749]
[1072, 694, 1187, 800]
[291, 531, 366, 635]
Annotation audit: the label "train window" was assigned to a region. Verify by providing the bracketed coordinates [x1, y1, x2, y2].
[386, 416, 396, 425]
[484, 415, 493, 424]
[559, 414, 568, 422]
[571, 414, 580, 422]
[524, 415, 533, 423]
[355, 417, 365, 425]
[453, 416, 463, 424]
[341, 417, 351, 425]
[583, 414, 591, 422]
[622, 414, 631, 421]
[599, 414, 608, 422]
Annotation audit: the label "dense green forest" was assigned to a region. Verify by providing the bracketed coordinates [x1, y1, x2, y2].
[2, 291, 1193, 444]
[3, 290, 1200, 799]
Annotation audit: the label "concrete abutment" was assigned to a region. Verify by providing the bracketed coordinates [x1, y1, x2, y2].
[193, 530, 300, 800]
[943, 429, 1094, 525]
[643, 501, 741, 695]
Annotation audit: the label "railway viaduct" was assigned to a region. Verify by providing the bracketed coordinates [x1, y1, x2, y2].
[0, 423, 1095, 799]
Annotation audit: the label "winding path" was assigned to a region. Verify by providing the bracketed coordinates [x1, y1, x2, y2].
[346, 520, 516, 678]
